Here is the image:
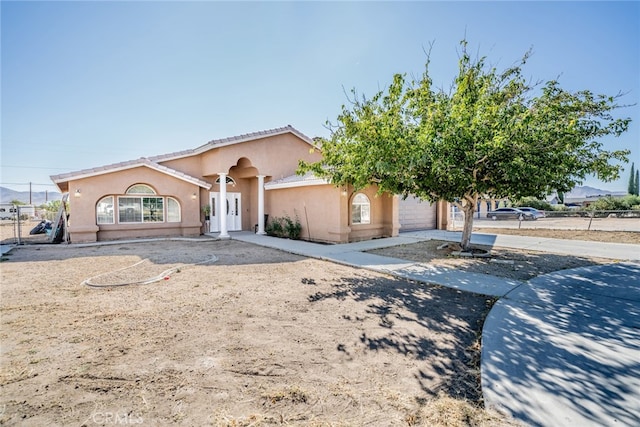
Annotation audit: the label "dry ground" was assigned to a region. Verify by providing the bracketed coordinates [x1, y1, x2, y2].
[2, 221, 629, 426]
[1, 239, 515, 426]
[369, 240, 612, 281]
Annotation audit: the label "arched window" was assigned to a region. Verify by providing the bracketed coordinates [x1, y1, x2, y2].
[97, 184, 181, 225]
[166, 197, 181, 223]
[119, 183, 163, 223]
[215, 176, 236, 186]
[351, 193, 371, 225]
[96, 196, 114, 224]
[126, 184, 156, 194]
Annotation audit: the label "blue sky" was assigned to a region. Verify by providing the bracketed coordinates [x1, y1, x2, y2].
[2, 1, 639, 193]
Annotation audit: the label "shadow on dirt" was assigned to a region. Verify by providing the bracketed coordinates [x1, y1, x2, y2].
[483, 262, 640, 426]
[308, 274, 495, 402]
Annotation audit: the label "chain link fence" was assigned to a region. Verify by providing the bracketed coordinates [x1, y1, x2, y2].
[0, 205, 58, 246]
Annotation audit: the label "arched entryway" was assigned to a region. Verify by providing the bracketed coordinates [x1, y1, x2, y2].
[207, 158, 267, 237]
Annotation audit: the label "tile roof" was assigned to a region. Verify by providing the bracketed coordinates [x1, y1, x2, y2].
[149, 125, 316, 163]
[51, 157, 212, 189]
[50, 125, 315, 186]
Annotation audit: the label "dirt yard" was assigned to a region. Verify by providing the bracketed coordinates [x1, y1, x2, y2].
[0, 238, 518, 426]
[1, 221, 627, 426]
[369, 240, 612, 281]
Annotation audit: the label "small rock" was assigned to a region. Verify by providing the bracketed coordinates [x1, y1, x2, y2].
[452, 251, 473, 257]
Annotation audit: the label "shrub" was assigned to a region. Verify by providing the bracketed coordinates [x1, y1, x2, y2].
[283, 215, 302, 240]
[265, 212, 302, 240]
[265, 217, 285, 237]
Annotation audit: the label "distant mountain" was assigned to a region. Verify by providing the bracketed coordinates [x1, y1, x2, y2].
[0, 187, 62, 205]
[565, 186, 627, 199]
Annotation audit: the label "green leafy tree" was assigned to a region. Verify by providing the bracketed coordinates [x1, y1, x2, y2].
[299, 41, 631, 250]
[635, 169, 640, 196]
[629, 163, 637, 195]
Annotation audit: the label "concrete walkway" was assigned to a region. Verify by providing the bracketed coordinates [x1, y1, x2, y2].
[233, 229, 640, 296]
[482, 263, 640, 426]
[232, 231, 522, 297]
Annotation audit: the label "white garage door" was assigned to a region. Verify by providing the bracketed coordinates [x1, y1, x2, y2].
[399, 196, 437, 230]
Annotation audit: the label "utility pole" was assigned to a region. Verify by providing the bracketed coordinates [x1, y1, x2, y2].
[29, 182, 32, 205]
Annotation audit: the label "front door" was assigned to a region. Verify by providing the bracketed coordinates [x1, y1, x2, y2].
[209, 192, 242, 232]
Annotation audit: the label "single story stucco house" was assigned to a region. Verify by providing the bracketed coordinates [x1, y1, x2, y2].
[51, 125, 445, 244]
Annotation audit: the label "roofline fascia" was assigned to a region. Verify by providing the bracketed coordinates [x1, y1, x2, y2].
[51, 163, 211, 189]
[152, 127, 319, 163]
[265, 179, 331, 190]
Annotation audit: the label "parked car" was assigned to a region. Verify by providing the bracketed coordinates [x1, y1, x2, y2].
[487, 207, 536, 221]
[516, 207, 546, 219]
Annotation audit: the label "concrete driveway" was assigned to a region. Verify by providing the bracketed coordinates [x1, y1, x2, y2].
[482, 262, 640, 426]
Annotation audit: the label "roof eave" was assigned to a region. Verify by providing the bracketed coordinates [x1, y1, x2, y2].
[51, 162, 211, 190]
[265, 179, 331, 190]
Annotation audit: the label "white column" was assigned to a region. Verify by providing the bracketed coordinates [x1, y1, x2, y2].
[218, 172, 229, 239]
[257, 175, 266, 234]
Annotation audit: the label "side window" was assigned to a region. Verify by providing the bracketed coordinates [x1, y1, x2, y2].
[167, 197, 180, 222]
[351, 193, 371, 225]
[97, 196, 114, 224]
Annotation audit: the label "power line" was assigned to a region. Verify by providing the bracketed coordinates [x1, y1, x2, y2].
[1, 182, 58, 187]
[0, 165, 77, 170]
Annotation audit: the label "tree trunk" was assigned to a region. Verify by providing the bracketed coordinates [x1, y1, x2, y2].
[459, 195, 478, 251]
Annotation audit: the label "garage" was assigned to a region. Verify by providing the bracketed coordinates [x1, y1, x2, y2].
[398, 195, 437, 230]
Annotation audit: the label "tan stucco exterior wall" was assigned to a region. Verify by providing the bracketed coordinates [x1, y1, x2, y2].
[68, 167, 202, 243]
[194, 133, 321, 181]
[265, 184, 345, 243]
[266, 184, 399, 244]
[347, 187, 400, 242]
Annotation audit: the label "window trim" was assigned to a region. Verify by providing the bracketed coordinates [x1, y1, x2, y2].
[351, 193, 371, 225]
[117, 196, 144, 223]
[166, 197, 181, 223]
[96, 196, 115, 225]
[96, 184, 183, 226]
[117, 195, 168, 224]
[126, 184, 156, 195]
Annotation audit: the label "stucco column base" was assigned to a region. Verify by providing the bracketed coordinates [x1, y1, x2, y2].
[218, 234, 231, 240]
